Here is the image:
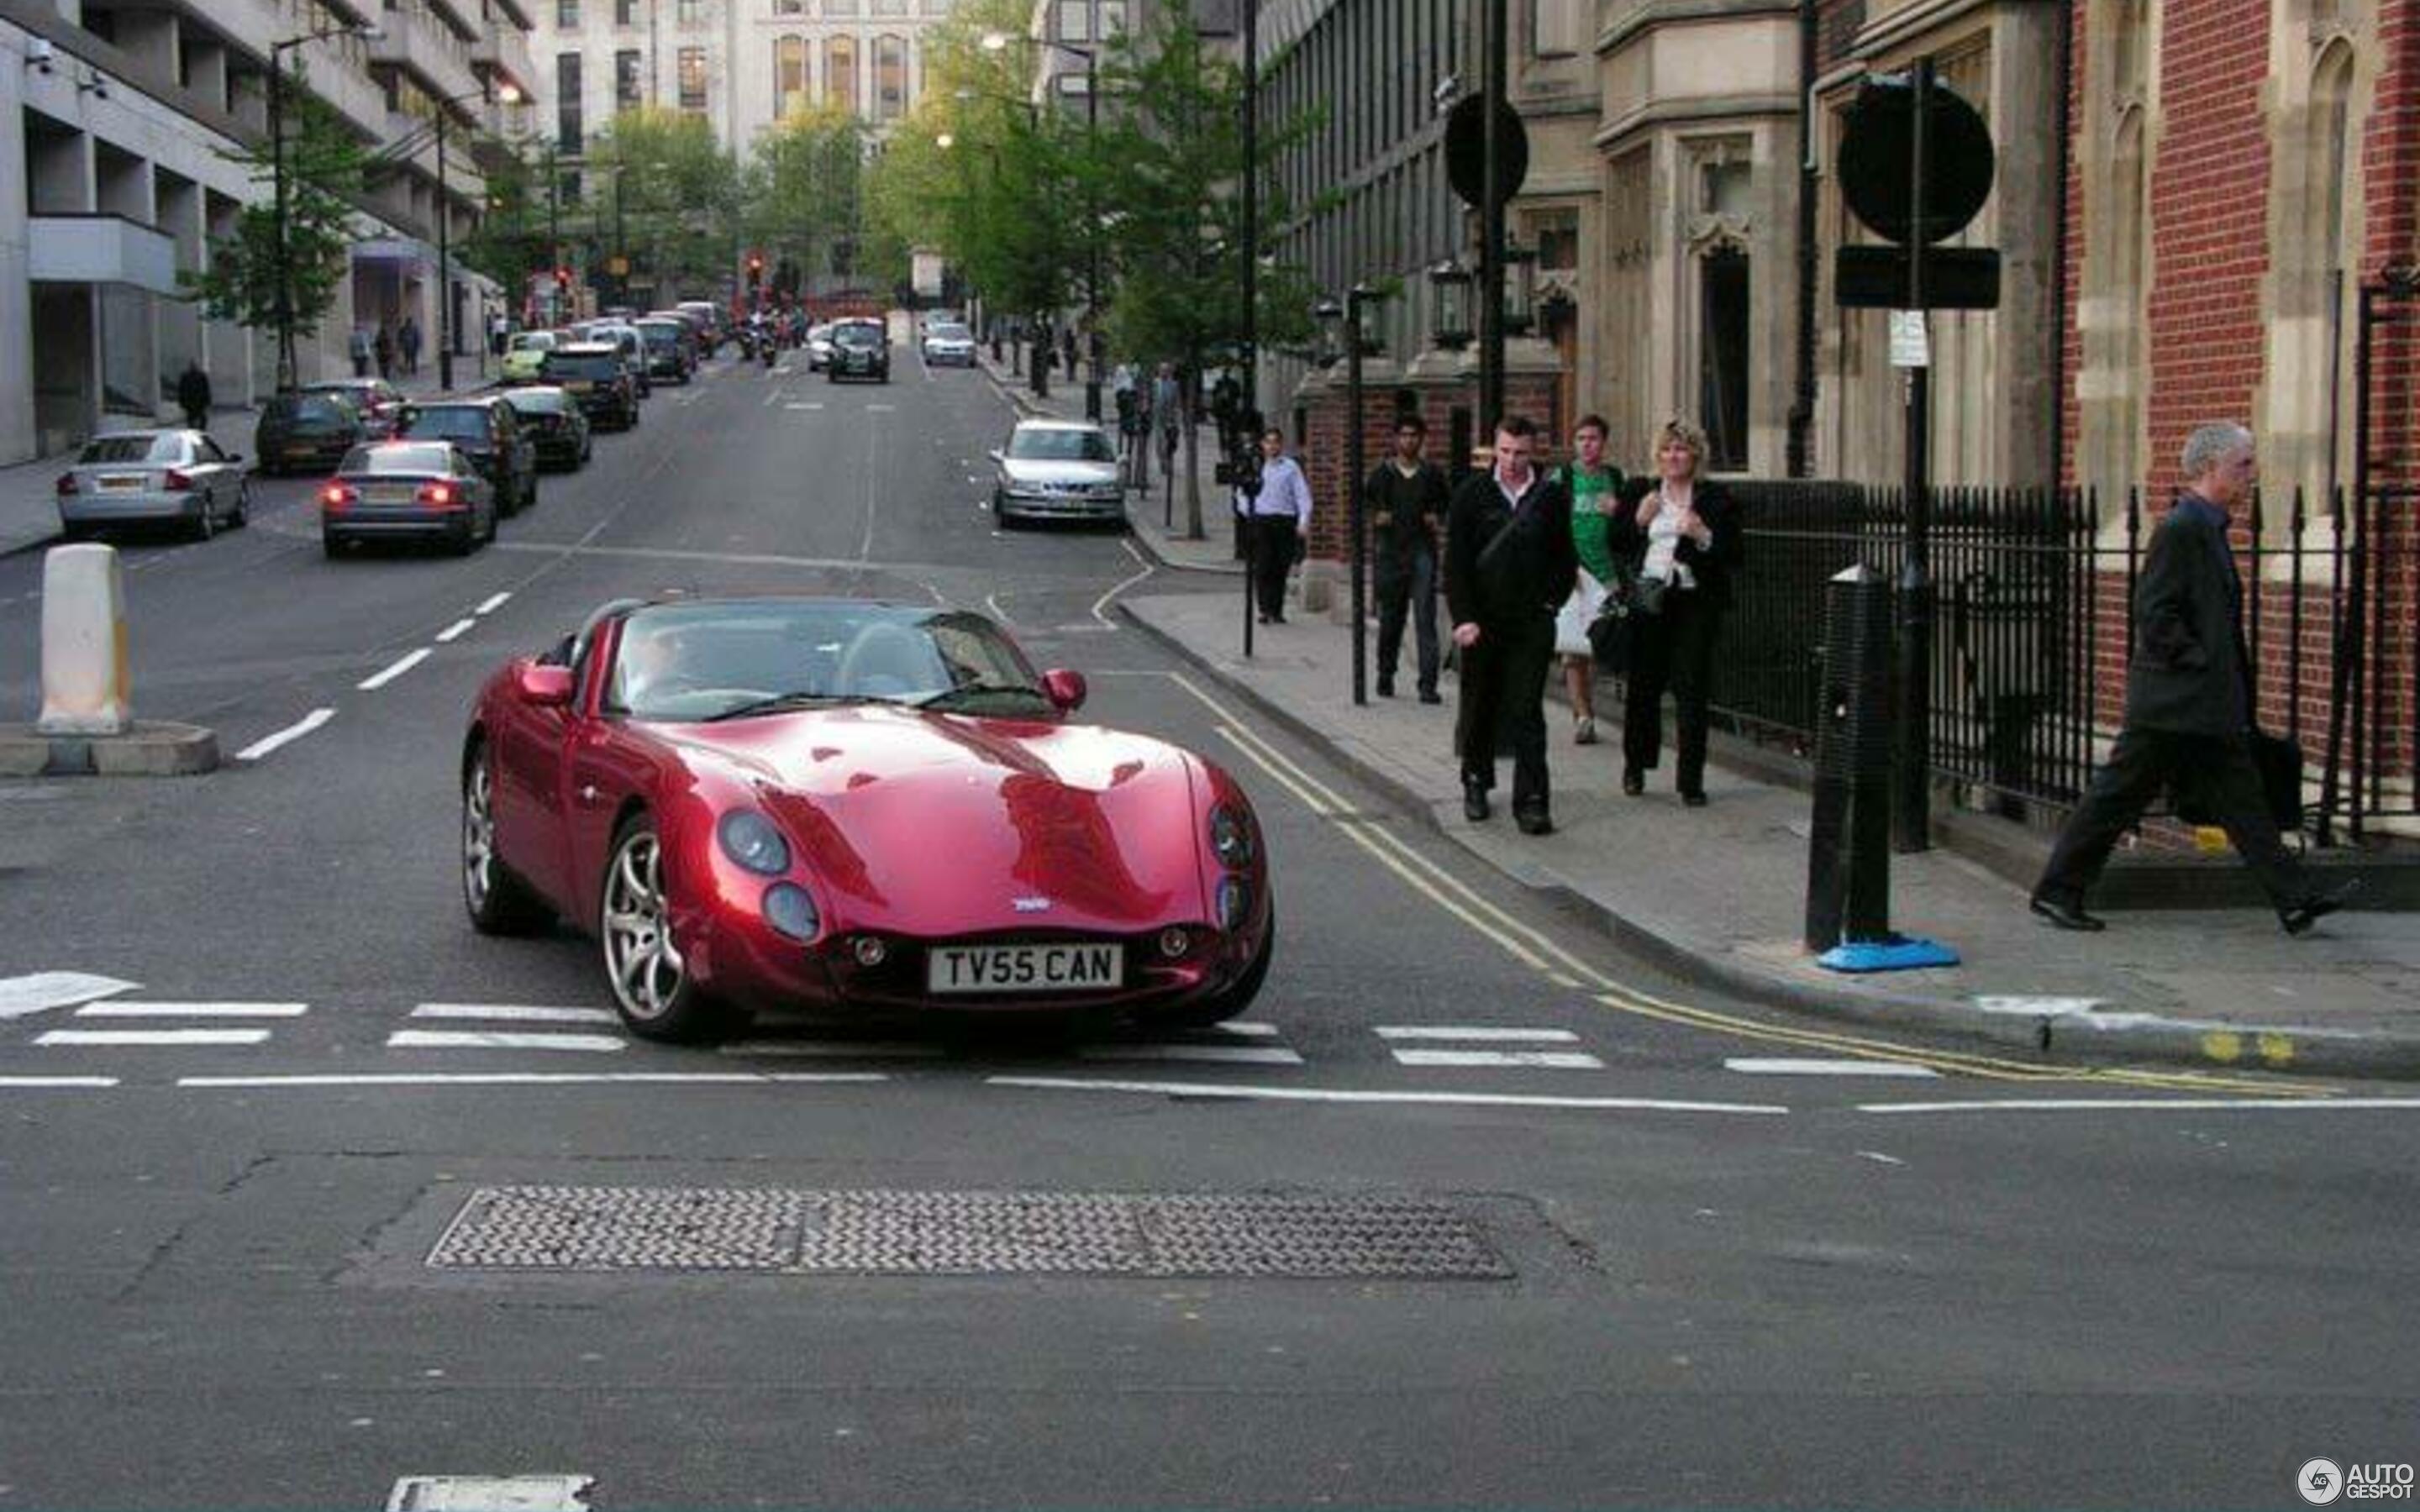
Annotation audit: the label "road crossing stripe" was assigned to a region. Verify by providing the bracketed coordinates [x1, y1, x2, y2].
[359, 648, 431, 690]
[1726, 1058, 1941, 1078]
[434, 617, 476, 643]
[235, 707, 334, 762]
[74, 1002, 308, 1018]
[1376, 1026, 1581, 1042]
[1389, 1049, 1606, 1069]
[1860, 1097, 2420, 1115]
[387, 1030, 624, 1053]
[719, 1041, 945, 1059]
[1076, 1043, 1305, 1066]
[410, 1004, 618, 1024]
[987, 1076, 1788, 1114]
[37, 1028, 271, 1047]
[0, 1076, 119, 1088]
[176, 1072, 891, 1089]
[474, 592, 512, 615]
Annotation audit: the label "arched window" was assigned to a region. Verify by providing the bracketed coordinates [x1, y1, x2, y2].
[2289, 40, 2358, 506]
[776, 35, 808, 118]
[875, 34, 908, 121]
[826, 34, 859, 113]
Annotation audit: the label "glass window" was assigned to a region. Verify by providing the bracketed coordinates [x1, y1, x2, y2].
[78, 434, 184, 464]
[876, 34, 907, 119]
[555, 52, 582, 153]
[826, 34, 857, 110]
[1057, 0, 1090, 42]
[614, 0, 636, 23]
[556, 0, 580, 28]
[824, 0, 859, 14]
[1697, 247, 1750, 472]
[775, 0, 805, 11]
[676, 0, 702, 23]
[615, 49, 642, 110]
[776, 35, 807, 114]
[1007, 427, 1115, 462]
[872, 0, 908, 13]
[678, 46, 707, 111]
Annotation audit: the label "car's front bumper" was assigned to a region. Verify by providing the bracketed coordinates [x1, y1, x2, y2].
[1000, 487, 1127, 521]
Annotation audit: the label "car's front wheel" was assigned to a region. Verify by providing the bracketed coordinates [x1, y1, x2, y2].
[600, 814, 734, 1043]
[462, 740, 554, 936]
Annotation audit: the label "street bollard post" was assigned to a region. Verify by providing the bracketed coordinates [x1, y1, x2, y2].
[36, 543, 132, 737]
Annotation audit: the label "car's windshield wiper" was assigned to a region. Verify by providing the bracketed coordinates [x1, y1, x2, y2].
[699, 691, 879, 722]
[911, 684, 1048, 711]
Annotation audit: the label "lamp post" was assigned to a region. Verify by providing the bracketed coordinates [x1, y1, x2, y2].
[430, 81, 524, 391]
[983, 27, 1101, 420]
[1318, 283, 1384, 706]
[269, 21, 381, 392]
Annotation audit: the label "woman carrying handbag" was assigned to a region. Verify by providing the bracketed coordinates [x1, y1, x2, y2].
[1607, 418, 1744, 807]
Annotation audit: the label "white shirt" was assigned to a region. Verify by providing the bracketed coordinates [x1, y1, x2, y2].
[1239, 454, 1313, 525]
[1642, 485, 1699, 589]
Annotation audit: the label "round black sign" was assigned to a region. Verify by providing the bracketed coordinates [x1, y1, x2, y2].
[1445, 94, 1528, 212]
[1837, 74, 1996, 245]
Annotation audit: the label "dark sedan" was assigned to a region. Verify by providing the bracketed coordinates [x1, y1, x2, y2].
[827, 320, 890, 383]
[636, 318, 697, 383]
[319, 441, 497, 557]
[396, 397, 539, 515]
[254, 391, 369, 475]
[302, 378, 408, 438]
[500, 386, 592, 470]
[539, 344, 641, 431]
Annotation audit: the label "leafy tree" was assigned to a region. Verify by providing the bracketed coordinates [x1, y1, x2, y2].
[460, 139, 552, 304]
[584, 107, 743, 302]
[744, 102, 868, 294]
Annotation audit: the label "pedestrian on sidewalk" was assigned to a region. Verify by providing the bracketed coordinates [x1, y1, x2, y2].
[350, 325, 372, 379]
[176, 360, 213, 433]
[1608, 417, 1741, 807]
[397, 316, 422, 378]
[2029, 422, 2359, 937]
[1236, 426, 1312, 625]
[1367, 412, 1450, 704]
[1553, 414, 1626, 744]
[1446, 415, 1577, 836]
[374, 321, 395, 381]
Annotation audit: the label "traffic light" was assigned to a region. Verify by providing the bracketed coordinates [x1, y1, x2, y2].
[746, 251, 765, 286]
[553, 266, 571, 291]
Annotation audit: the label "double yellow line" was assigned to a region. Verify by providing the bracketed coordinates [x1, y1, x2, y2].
[1171, 674, 2332, 1100]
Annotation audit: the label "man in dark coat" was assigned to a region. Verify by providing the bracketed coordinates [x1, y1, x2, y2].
[1367, 412, 1450, 703]
[176, 360, 212, 432]
[1444, 415, 1578, 834]
[2031, 422, 2357, 935]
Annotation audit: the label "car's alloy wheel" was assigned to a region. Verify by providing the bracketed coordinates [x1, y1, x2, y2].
[229, 483, 250, 528]
[600, 816, 730, 1042]
[191, 493, 216, 542]
[462, 743, 552, 935]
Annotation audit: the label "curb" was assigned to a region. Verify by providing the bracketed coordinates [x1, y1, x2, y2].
[1116, 601, 2420, 1084]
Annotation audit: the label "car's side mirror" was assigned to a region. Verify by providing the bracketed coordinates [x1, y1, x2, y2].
[226, 452, 245, 465]
[1040, 668, 1087, 713]
[515, 662, 575, 707]
[986, 449, 1004, 465]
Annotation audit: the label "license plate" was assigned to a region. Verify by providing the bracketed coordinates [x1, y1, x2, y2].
[566, 381, 592, 392]
[927, 942, 1123, 995]
[361, 484, 413, 504]
[287, 445, 317, 459]
[97, 475, 145, 491]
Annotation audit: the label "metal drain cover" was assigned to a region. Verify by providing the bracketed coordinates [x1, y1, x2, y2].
[426, 1186, 1511, 1279]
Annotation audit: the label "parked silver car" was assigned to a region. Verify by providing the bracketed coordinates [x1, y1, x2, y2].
[920, 321, 977, 366]
[989, 419, 1125, 528]
[56, 428, 250, 542]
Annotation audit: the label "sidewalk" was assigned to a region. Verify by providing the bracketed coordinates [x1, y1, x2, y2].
[980, 354, 2420, 1082]
[0, 363, 473, 559]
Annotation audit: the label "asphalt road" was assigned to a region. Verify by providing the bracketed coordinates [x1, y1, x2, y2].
[0, 347, 2413, 1511]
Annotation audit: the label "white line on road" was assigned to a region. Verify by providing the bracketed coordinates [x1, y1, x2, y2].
[387, 1030, 626, 1053]
[235, 707, 334, 762]
[866, 402, 897, 412]
[988, 1077, 1790, 1114]
[763, 387, 782, 407]
[474, 591, 512, 615]
[0, 1076, 120, 1089]
[176, 1072, 892, 1088]
[1076, 1043, 1305, 1066]
[74, 1002, 308, 1018]
[1860, 1098, 2420, 1115]
[434, 617, 477, 643]
[358, 648, 432, 690]
[410, 1004, 618, 1024]
[1092, 537, 1155, 626]
[1389, 1049, 1606, 1069]
[37, 1028, 272, 1047]
[1727, 1058, 1942, 1078]
[1376, 1026, 1581, 1043]
[719, 1041, 945, 1059]
[0, 972, 139, 1017]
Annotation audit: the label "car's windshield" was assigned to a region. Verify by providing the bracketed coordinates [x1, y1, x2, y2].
[401, 408, 491, 442]
[274, 396, 352, 425]
[608, 602, 1042, 722]
[1007, 428, 1115, 463]
[544, 352, 621, 380]
[78, 435, 183, 465]
[929, 323, 971, 341]
[509, 333, 555, 352]
[503, 391, 566, 414]
[834, 324, 883, 348]
[342, 444, 455, 475]
[639, 324, 680, 348]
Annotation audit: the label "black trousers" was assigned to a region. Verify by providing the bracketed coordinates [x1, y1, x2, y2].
[1457, 610, 1555, 815]
[1249, 516, 1297, 620]
[1622, 589, 1721, 795]
[1375, 550, 1439, 693]
[2037, 727, 2312, 911]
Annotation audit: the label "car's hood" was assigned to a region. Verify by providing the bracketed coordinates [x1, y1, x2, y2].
[1001, 459, 1119, 486]
[668, 709, 1202, 933]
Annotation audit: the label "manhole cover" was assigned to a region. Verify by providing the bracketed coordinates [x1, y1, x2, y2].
[426, 1187, 1511, 1279]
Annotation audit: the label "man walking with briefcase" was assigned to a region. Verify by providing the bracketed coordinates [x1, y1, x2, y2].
[2031, 422, 2359, 936]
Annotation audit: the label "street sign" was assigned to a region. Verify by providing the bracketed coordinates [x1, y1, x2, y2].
[1835, 244, 2002, 309]
[1838, 73, 1996, 245]
[607, 255, 629, 277]
[1888, 311, 1930, 369]
[1444, 94, 1528, 210]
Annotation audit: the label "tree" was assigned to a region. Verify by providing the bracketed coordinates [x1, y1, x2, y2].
[179, 79, 366, 353]
[584, 107, 743, 302]
[461, 139, 551, 308]
[744, 102, 867, 295]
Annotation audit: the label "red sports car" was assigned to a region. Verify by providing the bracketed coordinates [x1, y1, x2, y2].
[460, 596, 1275, 1042]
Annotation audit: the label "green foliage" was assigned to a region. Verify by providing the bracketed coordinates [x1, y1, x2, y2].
[583, 107, 744, 298]
[744, 102, 868, 289]
[460, 140, 551, 297]
[179, 76, 365, 339]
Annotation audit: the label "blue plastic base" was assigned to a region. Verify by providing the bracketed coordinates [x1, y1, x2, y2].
[1817, 935, 1962, 974]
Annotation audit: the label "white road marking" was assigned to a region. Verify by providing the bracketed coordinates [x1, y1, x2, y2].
[474, 591, 512, 615]
[1076, 1043, 1305, 1066]
[74, 1001, 307, 1018]
[1857, 1151, 1908, 1165]
[359, 648, 432, 690]
[783, 402, 818, 410]
[1972, 995, 2108, 1016]
[719, 1040, 945, 1059]
[434, 617, 476, 643]
[410, 1004, 618, 1024]
[1092, 538, 1155, 626]
[1860, 1098, 2420, 1115]
[866, 403, 897, 412]
[0, 972, 139, 1018]
[37, 1028, 271, 1047]
[762, 388, 781, 407]
[176, 1072, 891, 1088]
[387, 1475, 595, 1512]
[0, 1076, 119, 1089]
[1218, 1022, 1281, 1037]
[1376, 1026, 1581, 1043]
[1389, 1049, 1606, 1069]
[236, 707, 335, 762]
[989, 1077, 1788, 1114]
[1726, 1058, 1943, 1078]
[387, 1030, 626, 1053]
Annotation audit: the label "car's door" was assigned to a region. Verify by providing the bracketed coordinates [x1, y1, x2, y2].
[488, 630, 583, 910]
[194, 436, 234, 512]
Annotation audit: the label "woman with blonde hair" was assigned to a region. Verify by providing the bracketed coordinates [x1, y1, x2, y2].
[1607, 418, 1744, 806]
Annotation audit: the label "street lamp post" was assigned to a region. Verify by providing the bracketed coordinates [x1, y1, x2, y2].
[433, 81, 523, 391]
[1318, 284, 1383, 706]
[269, 22, 381, 392]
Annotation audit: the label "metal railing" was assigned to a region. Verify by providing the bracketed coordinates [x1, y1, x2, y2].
[1713, 481, 2417, 844]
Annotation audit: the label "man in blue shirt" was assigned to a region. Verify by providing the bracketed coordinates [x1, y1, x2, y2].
[1236, 426, 1312, 624]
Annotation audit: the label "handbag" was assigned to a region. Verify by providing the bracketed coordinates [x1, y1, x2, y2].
[1630, 575, 1669, 617]
[1586, 598, 1633, 673]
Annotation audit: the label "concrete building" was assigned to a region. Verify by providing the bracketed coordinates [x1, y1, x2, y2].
[1, 0, 534, 465]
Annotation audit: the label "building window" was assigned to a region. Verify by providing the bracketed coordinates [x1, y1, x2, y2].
[1528, 0, 1580, 57]
[615, 0, 636, 23]
[776, 35, 808, 116]
[826, 34, 858, 111]
[557, 0, 580, 28]
[825, 0, 860, 15]
[1698, 247, 1751, 472]
[615, 49, 642, 109]
[555, 51, 582, 153]
[676, 0, 702, 23]
[872, 0, 908, 14]
[875, 34, 908, 120]
[678, 46, 707, 110]
[1534, 208, 1578, 271]
[775, 0, 805, 12]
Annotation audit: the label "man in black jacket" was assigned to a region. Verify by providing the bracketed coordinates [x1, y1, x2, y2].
[1367, 413, 1450, 703]
[1444, 415, 1578, 834]
[2032, 422, 2355, 935]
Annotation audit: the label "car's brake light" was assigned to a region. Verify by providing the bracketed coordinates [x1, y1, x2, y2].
[419, 482, 455, 508]
[55, 474, 77, 496]
[320, 483, 355, 511]
[163, 468, 194, 491]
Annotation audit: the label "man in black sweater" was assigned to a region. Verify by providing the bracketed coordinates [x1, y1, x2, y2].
[1366, 413, 1451, 703]
[1444, 415, 1578, 835]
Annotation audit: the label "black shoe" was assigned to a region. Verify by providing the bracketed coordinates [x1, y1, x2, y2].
[1256, 613, 1271, 625]
[1462, 785, 1491, 822]
[2029, 894, 2107, 932]
[1622, 769, 1644, 797]
[2281, 879, 2363, 937]
[1418, 688, 1443, 705]
[1681, 790, 1708, 809]
[1376, 677, 1396, 698]
[1271, 613, 1287, 624]
[1515, 808, 1554, 836]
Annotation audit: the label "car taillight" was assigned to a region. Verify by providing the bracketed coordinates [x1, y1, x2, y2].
[419, 482, 456, 508]
[321, 483, 355, 511]
[55, 474, 77, 496]
[163, 468, 194, 491]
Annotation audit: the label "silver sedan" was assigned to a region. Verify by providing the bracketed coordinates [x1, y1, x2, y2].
[55, 428, 250, 542]
[989, 420, 1126, 528]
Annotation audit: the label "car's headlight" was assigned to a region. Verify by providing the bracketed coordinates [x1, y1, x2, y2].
[762, 883, 820, 942]
[1209, 804, 1255, 869]
[717, 810, 792, 875]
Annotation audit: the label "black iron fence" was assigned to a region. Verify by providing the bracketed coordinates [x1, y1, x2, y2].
[1716, 481, 2417, 844]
